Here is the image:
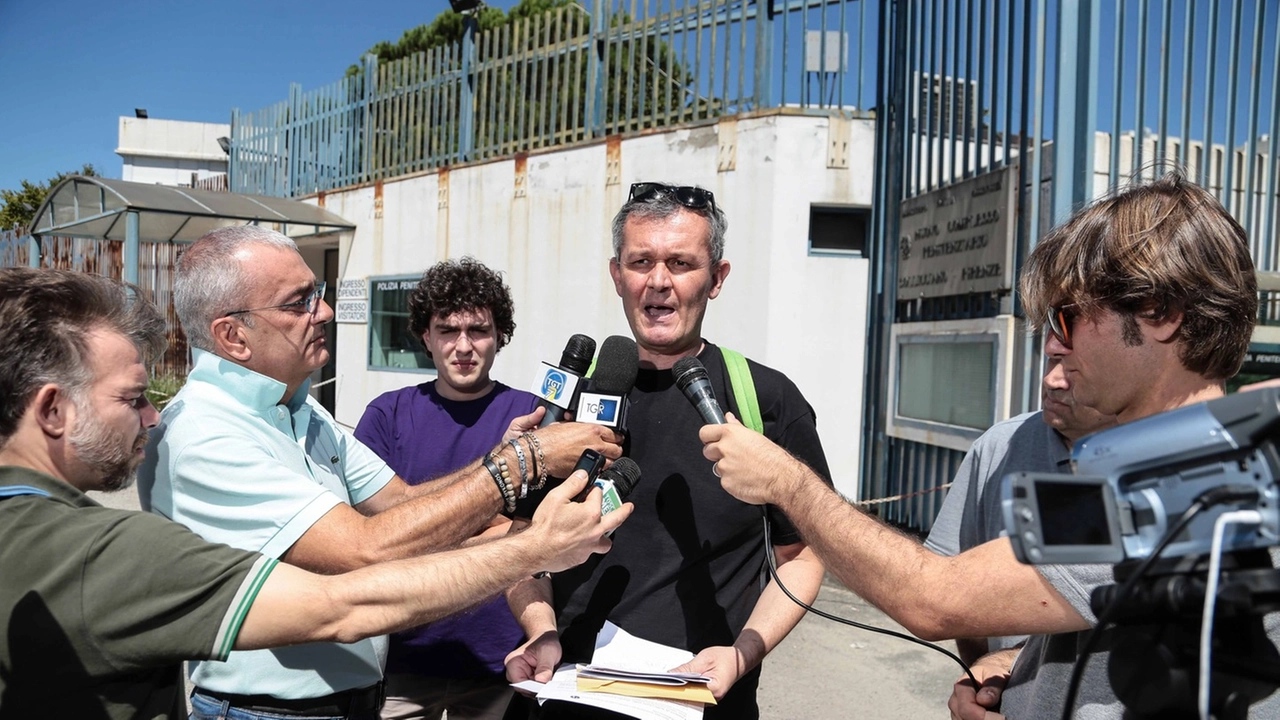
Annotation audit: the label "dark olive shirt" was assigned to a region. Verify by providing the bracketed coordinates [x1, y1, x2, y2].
[0, 466, 276, 720]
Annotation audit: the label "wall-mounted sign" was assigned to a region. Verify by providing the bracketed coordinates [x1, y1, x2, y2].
[335, 299, 368, 324]
[896, 164, 1018, 300]
[337, 278, 367, 300]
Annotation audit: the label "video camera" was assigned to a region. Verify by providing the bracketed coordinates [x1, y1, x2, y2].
[1000, 387, 1280, 720]
[1003, 387, 1280, 567]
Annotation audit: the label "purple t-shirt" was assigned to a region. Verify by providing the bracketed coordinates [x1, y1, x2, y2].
[355, 381, 540, 678]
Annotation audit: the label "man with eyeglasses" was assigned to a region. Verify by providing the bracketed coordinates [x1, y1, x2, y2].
[697, 173, 1280, 719]
[506, 183, 831, 719]
[139, 226, 622, 720]
[0, 266, 629, 720]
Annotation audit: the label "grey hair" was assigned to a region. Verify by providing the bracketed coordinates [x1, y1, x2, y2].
[175, 225, 298, 351]
[610, 183, 728, 263]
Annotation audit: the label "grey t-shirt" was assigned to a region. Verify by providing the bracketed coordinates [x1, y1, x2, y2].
[924, 411, 1073, 654]
[1002, 553, 1280, 719]
[924, 411, 1073, 557]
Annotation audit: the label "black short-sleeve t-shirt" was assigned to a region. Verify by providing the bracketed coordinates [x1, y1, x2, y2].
[549, 342, 831, 717]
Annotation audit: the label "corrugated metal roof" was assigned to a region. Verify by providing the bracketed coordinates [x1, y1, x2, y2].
[29, 176, 354, 243]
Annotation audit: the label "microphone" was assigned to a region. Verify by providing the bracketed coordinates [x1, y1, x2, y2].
[575, 457, 641, 538]
[673, 357, 726, 424]
[574, 335, 639, 433]
[531, 334, 596, 427]
[594, 458, 641, 516]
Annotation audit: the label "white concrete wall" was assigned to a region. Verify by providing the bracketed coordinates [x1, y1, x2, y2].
[117, 117, 229, 186]
[317, 112, 873, 498]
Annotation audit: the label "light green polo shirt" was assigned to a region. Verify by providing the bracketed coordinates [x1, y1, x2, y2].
[138, 349, 395, 699]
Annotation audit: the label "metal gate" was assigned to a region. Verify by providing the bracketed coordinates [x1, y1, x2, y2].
[863, 0, 1280, 531]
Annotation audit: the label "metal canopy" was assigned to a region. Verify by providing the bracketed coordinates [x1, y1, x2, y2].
[29, 175, 355, 243]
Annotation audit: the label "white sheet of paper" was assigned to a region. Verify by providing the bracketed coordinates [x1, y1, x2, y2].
[527, 665, 704, 720]
[591, 621, 695, 672]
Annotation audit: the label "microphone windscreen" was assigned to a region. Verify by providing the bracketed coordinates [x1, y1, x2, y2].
[602, 457, 642, 497]
[672, 357, 708, 394]
[592, 336, 639, 394]
[560, 334, 596, 375]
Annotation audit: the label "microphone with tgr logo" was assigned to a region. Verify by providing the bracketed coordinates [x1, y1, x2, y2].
[673, 357, 726, 424]
[574, 336, 639, 433]
[531, 334, 596, 427]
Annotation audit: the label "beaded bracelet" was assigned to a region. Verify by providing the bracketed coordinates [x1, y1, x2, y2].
[483, 452, 517, 515]
[522, 431, 548, 490]
[508, 438, 530, 498]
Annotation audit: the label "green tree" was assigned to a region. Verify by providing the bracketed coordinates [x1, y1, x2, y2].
[0, 164, 98, 232]
[345, 4, 511, 77]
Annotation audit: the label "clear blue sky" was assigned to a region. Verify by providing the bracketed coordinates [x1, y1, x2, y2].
[0, 0, 521, 193]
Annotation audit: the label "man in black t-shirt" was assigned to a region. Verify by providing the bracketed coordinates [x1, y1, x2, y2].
[505, 183, 831, 719]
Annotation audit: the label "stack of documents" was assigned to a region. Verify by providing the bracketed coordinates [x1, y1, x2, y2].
[575, 622, 715, 705]
[510, 621, 713, 720]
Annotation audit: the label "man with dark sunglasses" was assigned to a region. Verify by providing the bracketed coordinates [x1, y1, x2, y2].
[698, 172, 1278, 719]
[137, 226, 622, 719]
[506, 182, 831, 719]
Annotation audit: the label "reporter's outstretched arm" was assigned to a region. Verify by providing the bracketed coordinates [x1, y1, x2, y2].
[235, 470, 630, 651]
[505, 575, 561, 683]
[700, 420, 1087, 641]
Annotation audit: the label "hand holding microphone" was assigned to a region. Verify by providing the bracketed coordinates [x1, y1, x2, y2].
[670, 357, 804, 505]
[531, 334, 596, 428]
[700, 414, 807, 506]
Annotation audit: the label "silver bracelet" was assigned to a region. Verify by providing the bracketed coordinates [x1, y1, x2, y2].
[522, 431, 549, 490]
[508, 438, 530, 498]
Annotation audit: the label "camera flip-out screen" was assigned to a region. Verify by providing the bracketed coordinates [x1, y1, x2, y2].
[1003, 472, 1126, 565]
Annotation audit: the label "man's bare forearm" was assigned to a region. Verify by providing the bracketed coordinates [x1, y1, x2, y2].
[768, 468, 1086, 640]
[240, 529, 558, 650]
[734, 543, 824, 669]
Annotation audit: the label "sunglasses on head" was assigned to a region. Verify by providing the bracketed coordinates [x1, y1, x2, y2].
[628, 182, 716, 213]
[1046, 304, 1078, 345]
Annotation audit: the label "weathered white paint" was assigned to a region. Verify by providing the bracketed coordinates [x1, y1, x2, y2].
[117, 117, 229, 186]
[313, 112, 874, 499]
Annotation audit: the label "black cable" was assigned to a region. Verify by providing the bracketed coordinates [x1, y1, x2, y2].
[760, 507, 980, 688]
[1058, 485, 1260, 720]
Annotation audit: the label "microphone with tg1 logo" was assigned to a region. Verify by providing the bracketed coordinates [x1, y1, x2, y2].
[530, 334, 596, 427]
[574, 335, 639, 433]
[673, 357, 726, 425]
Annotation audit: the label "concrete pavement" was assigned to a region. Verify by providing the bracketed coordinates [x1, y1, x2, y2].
[758, 576, 961, 719]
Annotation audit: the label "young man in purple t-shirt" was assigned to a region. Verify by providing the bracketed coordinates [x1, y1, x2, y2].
[356, 258, 540, 720]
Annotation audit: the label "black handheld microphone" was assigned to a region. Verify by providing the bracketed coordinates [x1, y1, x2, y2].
[532, 334, 596, 427]
[673, 357, 726, 424]
[573, 457, 641, 517]
[575, 335, 639, 433]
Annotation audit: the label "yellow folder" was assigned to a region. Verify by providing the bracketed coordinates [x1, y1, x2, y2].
[575, 676, 717, 705]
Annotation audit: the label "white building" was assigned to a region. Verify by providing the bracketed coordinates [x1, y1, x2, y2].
[313, 112, 875, 499]
[116, 117, 229, 187]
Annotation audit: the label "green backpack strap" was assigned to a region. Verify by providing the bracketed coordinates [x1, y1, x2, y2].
[720, 347, 763, 434]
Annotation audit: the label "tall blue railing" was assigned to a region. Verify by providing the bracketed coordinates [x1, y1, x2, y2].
[230, 0, 883, 198]
[864, 0, 1280, 532]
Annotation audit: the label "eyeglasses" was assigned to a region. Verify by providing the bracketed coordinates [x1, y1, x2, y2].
[226, 281, 327, 317]
[628, 182, 716, 213]
[1046, 304, 1078, 345]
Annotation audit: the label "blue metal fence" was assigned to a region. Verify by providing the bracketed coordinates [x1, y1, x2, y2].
[865, 0, 1280, 532]
[231, 0, 884, 198]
